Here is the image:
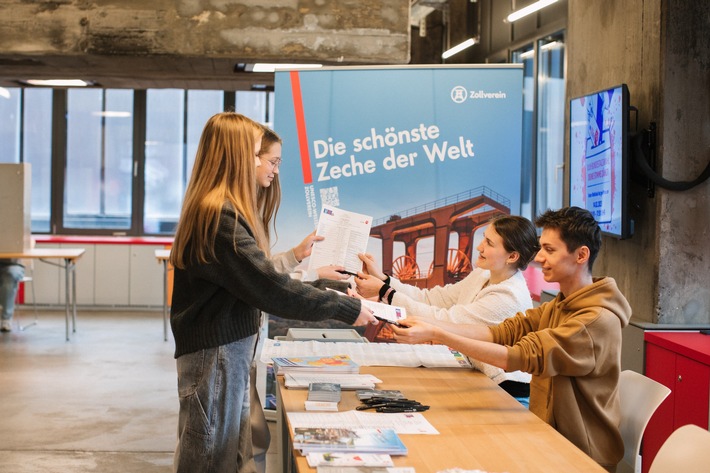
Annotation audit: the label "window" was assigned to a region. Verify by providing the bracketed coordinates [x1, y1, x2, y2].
[512, 32, 566, 219]
[512, 45, 535, 220]
[536, 35, 566, 215]
[65, 89, 134, 230]
[1, 87, 270, 236]
[0, 87, 21, 163]
[144, 89, 225, 234]
[144, 89, 185, 234]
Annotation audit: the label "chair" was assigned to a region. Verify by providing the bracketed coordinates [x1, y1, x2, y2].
[617, 370, 671, 473]
[648, 424, 710, 473]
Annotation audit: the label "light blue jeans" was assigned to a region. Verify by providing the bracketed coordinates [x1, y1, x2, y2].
[514, 396, 530, 409]
[0, 264, 24, 321]
[174, 334, 257, 473]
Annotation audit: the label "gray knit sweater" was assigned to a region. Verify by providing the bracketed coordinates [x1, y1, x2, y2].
[170, 203, 361, 358]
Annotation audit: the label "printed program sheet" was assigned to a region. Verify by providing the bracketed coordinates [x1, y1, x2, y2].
[308, 205, 373, 275]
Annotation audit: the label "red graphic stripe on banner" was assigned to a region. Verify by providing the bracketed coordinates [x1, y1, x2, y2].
[290, 71, 313, 184]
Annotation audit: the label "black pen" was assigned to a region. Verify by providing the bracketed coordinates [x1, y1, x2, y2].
[336, 269, 358, 277]
[377, 405, 430, 413]
[374, 315, 406, 328]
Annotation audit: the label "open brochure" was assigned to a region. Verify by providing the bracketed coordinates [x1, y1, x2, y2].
[261, 338, 471, 369]
[308, 205, 372, 275]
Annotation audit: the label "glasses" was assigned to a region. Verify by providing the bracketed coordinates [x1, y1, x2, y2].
[260, 157, 282, 169]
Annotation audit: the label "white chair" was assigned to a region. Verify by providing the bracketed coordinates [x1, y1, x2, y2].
[617, 370, 671, 473]
[648, 424, 710, 473]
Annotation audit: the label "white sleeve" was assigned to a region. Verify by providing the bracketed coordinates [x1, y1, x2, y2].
[390, 270, 532, 326]
[270, 249, 300, 274]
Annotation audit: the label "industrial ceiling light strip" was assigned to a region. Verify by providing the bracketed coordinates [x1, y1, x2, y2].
[506, 0, 559, 23]
[24, 79, 93, 87]
[251, 63, 323, 73]
[442, 37, 478, 59]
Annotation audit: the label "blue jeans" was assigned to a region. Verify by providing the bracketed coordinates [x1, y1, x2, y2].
[0, 264, 24, 321]
[174, 335, 257, 473]
[515, 396, 530, 409]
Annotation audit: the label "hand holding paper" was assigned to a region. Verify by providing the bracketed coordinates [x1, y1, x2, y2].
[308, 205, 373, 275]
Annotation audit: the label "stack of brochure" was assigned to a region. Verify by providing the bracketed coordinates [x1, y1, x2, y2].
[306, 382, 342, 411]
[285, 373, 382, 390]
[308, 383, 342, 402]
[272, 354, 360, 376]
[306, 452, 395, 468]
[293, 427, 408, 455]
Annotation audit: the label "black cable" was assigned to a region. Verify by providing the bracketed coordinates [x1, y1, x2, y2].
[632, 132, 710, 191]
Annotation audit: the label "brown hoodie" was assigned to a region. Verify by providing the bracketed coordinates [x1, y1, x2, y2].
[489, 277, 631, 471]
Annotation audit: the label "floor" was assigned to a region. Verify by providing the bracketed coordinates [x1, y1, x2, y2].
[0, 309, 279, 473]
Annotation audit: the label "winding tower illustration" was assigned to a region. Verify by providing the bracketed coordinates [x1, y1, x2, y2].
[370, 186, 511, 289]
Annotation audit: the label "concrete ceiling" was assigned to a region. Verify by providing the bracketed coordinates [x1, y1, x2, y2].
[0, 54, 278, 90]
[0, 0, 428, 91]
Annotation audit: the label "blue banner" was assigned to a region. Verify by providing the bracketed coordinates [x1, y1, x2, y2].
[272, 65, 523, 285]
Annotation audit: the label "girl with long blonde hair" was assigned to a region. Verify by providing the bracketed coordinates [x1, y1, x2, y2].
[169, 112, 374, 473]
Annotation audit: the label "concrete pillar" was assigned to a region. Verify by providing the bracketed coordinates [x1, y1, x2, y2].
[568, 0, 709, 324]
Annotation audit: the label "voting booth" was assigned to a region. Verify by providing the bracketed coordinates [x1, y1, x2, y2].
[0, 163, 32, 252]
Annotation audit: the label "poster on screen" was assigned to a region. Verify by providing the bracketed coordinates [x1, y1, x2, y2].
[271, 65, 524, 267]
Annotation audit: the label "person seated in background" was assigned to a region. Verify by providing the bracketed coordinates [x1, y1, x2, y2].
[355, 214, 540, 406]
[0, 259, 25, 333]
[391, 206, 631, 472]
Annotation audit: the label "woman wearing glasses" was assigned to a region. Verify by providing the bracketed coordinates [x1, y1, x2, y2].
[256, 126, 351, 282]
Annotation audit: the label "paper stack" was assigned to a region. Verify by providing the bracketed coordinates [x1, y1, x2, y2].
[306, 382, 342, 411]
[293, 427, 408, 455]
[272, 354, 360, 376]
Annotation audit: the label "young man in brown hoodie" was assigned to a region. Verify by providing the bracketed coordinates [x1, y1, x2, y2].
[393, 206, 632, 472]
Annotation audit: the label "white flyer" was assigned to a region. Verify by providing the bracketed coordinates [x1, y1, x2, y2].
[308, 205, 373, 275]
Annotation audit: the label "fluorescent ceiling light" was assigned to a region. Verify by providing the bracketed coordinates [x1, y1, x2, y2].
[91, 111, 132, 118]
[518, 41, 563, 60]
[506, 0, 559, 23]
[442, 37, 478, 59]
[251, 63, 323, 73]
[25, 79, 93, 87]
[541, 40, 563, 51]
[519, 50, 535, 60]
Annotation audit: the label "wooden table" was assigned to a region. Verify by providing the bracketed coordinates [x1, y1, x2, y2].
[277, 366, 608, 473]
[0, 248, 85, 341]
[154, 249, 171, 342]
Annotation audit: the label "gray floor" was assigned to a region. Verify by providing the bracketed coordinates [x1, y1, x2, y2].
[0, 309, 279, 473]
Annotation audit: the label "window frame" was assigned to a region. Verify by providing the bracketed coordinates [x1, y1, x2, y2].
[8, 87, 273, 236]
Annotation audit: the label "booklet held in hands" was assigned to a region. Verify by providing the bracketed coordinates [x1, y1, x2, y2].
[309, 205, 372, 275]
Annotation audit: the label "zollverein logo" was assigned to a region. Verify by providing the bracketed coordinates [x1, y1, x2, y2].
[451, 86, 508, 103]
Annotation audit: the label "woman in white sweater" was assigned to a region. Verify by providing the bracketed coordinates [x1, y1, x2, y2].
[355, 215, 539, 406]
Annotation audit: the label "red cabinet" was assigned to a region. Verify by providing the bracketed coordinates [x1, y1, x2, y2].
[643, 332, 710, 473]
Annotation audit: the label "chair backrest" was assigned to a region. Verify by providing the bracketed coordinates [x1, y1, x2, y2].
[648, 424, 710, 473]
[617, 370, 671, 473]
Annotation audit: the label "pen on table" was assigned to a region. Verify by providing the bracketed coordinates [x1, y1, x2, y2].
[377, 405, 430, 413]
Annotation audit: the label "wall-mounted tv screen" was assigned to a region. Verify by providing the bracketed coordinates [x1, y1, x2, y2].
[569, 84, 632, 239]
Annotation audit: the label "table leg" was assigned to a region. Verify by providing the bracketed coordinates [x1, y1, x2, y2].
[64, 258, 71, 341]
[163, 260, 168, 342]
[71, 260, 77, 333]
